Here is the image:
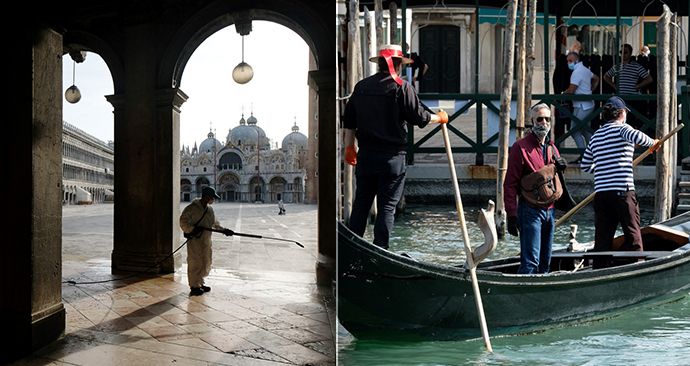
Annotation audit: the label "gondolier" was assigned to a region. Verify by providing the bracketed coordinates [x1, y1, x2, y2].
[343, 44, 448, 249]
[581, 96, 660, 267]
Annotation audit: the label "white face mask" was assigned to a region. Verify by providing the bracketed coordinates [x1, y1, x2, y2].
[533, 124, 550, 138]
[532, 118, 551, 138]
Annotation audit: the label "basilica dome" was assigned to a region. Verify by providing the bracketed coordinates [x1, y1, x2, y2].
[198, 130, 222, 153]
[228, 114, 259, 147]
[281, 123, 307, 151]
[245, 112, 270, 149]
[226, 114, 246, 143]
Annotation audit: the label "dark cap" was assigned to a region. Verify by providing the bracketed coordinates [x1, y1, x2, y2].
[201, 186, 221, 199]
[605, 96, 630, 111]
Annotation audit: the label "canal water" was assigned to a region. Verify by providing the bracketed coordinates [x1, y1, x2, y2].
[338, 204, 690, 365]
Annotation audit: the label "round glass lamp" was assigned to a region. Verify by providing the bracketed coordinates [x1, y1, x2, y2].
[232, 35, 253, 84]
[65, 85, 81, 103]
[232, 62, 254, 84]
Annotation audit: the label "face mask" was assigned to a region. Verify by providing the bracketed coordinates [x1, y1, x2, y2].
[532, 123, 551, 138]
[567, 62, 575, 71]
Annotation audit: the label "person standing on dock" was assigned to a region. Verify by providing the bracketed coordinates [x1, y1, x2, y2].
[562, 51, 599, 157]
[603, 44, 654, 132]
[343, 44, 448, 249]
[581, 96, 659, 265]
[504, 103, 568, 274]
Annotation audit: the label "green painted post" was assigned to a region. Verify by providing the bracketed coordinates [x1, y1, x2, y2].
[475, 0, 483, 165]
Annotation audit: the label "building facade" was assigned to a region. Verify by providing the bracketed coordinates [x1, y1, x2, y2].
[62, 121, 114, 204]
[180, 113, 308, 203]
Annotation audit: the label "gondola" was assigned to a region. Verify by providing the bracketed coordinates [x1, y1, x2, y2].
[337, 211, 690, 340]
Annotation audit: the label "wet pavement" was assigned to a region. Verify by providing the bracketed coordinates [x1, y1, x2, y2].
[13, 202, 334, 366]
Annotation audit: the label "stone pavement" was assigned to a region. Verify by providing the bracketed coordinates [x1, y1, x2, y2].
[11, 202, 334, 366]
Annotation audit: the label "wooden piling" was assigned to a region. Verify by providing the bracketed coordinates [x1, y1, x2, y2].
[375, 0, 384, 49]
[364, 7, 376, 76]
[389, 1, 398, 45]
[524, 0, 537, 122]
[344, 0, 363, 223]
[669, 13, 678, 214]
[496, 0, 519, 238]
[655, 5, 671, 222]
[515, 0, 527, 139]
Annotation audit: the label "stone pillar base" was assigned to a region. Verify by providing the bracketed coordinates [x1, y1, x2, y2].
[32, 304, 65, 352]
[315, 254, 335, 286]
[112, 250, 174, 274]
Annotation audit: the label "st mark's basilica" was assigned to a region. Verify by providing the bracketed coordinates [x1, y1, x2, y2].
[180, 112, 309, 204]
[62, 112, 310, 205]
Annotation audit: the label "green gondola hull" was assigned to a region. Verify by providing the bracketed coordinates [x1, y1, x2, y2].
[338, 213, 690, 340]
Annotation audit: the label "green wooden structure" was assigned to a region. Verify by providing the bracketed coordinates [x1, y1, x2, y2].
[373, 0, 690, 165]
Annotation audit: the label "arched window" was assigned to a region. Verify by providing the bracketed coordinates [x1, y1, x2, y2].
[219, 152, 242, 171]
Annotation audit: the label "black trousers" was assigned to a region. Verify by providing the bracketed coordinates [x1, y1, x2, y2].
[348, 150, 406, 249]
[593, 190, 643, 267]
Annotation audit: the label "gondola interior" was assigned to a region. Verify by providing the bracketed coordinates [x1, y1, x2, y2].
[478, 223, 690, 274]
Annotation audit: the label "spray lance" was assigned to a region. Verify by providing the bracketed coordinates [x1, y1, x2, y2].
[190, 227, 304, 248]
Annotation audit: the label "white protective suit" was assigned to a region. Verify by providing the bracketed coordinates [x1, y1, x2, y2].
[179, 198, 221, 288]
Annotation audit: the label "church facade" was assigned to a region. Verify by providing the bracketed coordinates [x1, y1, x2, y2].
[180, 113, 308, 204]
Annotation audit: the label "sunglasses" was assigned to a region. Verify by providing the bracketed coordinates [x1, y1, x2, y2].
[535, 116, 551, 122]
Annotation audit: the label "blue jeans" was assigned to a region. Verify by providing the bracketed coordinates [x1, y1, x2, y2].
[571, 106, 593, 150]
[517, 202, 555, 274]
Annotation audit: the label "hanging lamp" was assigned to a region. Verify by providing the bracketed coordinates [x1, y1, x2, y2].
[65, 60, 81, 103]
[232, 35, 254, 84]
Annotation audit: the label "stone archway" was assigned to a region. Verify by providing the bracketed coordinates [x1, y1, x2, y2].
[269, 176, 287, 203]
[9, 2, 332, 360]
[218, 173, 240, 202]
[249, 176, 265, 203]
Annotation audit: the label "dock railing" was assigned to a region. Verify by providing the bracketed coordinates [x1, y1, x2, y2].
[412, 91, 689, 165]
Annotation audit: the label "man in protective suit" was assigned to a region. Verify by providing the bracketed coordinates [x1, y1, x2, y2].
[180, 186, 233, 296]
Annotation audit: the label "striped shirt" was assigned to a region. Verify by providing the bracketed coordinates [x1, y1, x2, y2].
[581, 122, 655, 192]
[605, 61, 650, 94]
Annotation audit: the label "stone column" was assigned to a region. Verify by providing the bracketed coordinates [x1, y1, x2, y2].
[305, 53, 319, 204]
[108, 22, 186, 274]
[309, 69, 336, 286]
[4, 27, 65, 363]
[157, 88, 187, 271]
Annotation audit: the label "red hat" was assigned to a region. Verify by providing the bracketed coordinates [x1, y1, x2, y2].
[369, 44, 412, 86]
[369, 44, 413, 64]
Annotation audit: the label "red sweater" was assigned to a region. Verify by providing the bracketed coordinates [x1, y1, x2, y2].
[503, 133, 559, 217]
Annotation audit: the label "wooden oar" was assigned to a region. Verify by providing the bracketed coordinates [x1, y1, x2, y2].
[440, 122, 493, 352]
[556, 123, 684, 226]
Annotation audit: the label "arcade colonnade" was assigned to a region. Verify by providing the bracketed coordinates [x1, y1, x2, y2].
[5, 1, 334, 362]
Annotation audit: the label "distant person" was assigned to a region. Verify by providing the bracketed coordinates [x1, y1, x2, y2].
[277, 194, 286, 215]
[640, 45, 650, 57]
[504, 103, 567, 274]
[563, 51, 599, 159]
[603, 44, 654, 129]
[636, 45, 655, 91]
[343, 44, 448, 249]
[580, 96, 659, 267]
[179, 186, 233, 296]
[403, 43, 429, 87]
[604, 44, 653, 94]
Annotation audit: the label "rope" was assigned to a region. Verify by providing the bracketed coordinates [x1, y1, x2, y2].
[63, 238, 190, 285]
